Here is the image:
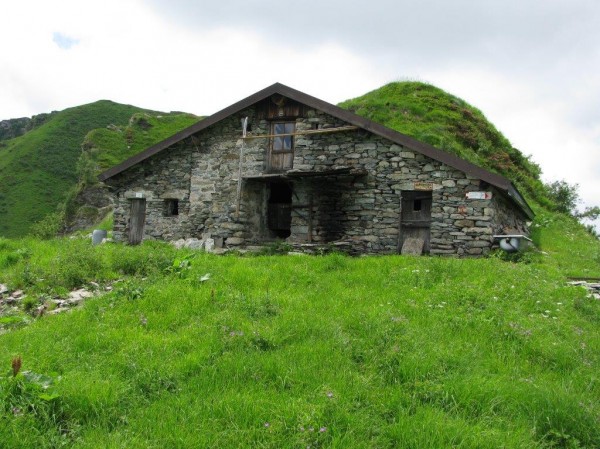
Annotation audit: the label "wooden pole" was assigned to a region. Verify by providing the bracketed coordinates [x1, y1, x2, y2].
[236, 117, 248, 218]
[308, 194, 313, 243]
[397, 190, 403, 253]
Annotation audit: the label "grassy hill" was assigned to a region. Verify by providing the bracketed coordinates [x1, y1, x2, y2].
[0, 220, 598, 448]
[0, 103, 199, 238]
[80, 112, 201, 174]
[0, 101, 148, 237]
[338, 82, 550, 207]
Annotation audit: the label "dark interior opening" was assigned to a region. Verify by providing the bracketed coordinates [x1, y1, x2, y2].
[267, 182, 292, 238]
[164, 199, 179, 216]
[413, 199, 422, 211]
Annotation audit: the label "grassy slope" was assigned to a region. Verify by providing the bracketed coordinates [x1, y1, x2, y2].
[338, 82, 549, 205]
[82, 112, 200, 172]
[0, 104, 199, 238]
[0, 102, 147, 237]
[531, 207, 600, 277]
[0, 233, 599, 448]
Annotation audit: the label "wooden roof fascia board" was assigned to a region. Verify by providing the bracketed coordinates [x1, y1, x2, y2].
[506, 184, 535, 220]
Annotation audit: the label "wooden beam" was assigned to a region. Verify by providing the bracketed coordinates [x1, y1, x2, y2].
[242, 125, 358, 140]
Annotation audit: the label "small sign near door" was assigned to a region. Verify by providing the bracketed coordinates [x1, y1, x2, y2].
[465, 191, 492, 200]
[414, 182, 434, 191]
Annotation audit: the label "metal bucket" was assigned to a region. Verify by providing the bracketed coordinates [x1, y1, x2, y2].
[92, 230, 108, 245]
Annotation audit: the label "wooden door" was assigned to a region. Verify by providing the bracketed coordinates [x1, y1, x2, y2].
[400, 191, 432, 254]
[129, 199, 146, 245]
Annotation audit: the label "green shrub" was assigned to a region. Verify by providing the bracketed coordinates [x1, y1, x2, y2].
[48, 247, 104, 290]
[29, 212, 65, 240]
[110, 242, 173, 276]
[114, 279, 145, 301]
[20, 296, 40, 315]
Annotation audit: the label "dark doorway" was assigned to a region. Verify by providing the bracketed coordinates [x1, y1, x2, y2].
[129, 199, 146, 245]
[267, 182, 292, 238]
[400, 191, 432, 253]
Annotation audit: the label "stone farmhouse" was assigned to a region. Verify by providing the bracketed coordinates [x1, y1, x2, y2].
[99, 83, 533, 255]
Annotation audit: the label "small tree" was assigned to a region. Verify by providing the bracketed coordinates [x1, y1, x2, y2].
[546, 180, 579, 215]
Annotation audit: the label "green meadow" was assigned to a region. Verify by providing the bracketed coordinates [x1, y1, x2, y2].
[1, 209, 599, 448]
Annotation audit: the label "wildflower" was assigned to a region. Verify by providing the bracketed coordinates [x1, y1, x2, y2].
[264, 422, 270, 428]
[319, 427, 327, 433]
[326, 391, 334, 398]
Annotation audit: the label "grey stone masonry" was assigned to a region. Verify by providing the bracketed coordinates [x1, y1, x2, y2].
[107, 103, 530, 256]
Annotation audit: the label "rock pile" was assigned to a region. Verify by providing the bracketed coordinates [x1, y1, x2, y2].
[170, 237, 227, 254]
[568, 280, 600, 299]
[0, 282, 101, 321]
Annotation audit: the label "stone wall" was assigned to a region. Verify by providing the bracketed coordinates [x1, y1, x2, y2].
[107, 103, 530, 255]
[110, 142, 194, 242]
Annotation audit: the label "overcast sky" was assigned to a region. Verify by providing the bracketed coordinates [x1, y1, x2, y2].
[1, 0, 598, 224]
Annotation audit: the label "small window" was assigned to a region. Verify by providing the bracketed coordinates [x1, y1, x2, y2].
[164, 199, 179, 216]
[413, 199, 422, 211]
[272, 122, 295, 152]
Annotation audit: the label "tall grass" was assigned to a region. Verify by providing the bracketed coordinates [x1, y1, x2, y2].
[1, 234, 599, 448]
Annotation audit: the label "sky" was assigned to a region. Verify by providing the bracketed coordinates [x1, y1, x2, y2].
[1, 0, 599, 226]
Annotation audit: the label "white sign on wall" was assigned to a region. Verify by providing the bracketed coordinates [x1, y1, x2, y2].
[465, 191, 492, 200]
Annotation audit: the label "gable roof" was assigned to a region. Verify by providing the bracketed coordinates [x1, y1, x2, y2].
[98, 82, 534, 219]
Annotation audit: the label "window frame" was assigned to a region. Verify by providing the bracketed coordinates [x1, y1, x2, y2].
[271, 122, 295, 153]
